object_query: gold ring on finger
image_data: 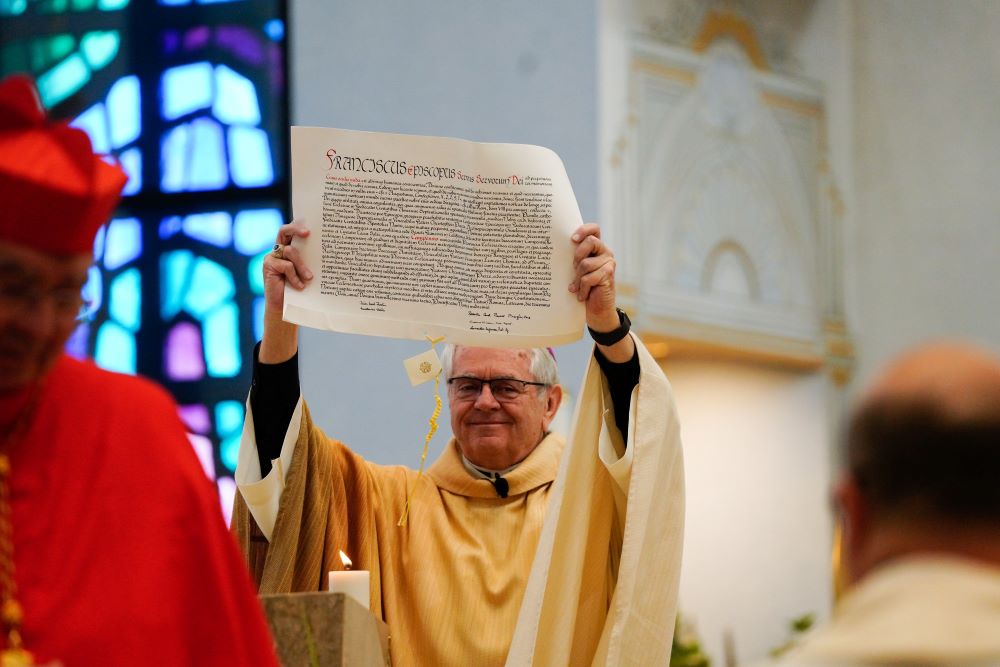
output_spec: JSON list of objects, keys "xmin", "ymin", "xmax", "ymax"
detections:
[{"xmin": 271, "ymin": 243, "xmax": 284, "ymax": 260}]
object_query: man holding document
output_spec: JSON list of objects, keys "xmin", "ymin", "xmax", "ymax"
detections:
[{"xmin": 233, "ymin": 128, "xmax": 684, "ymax": 666}]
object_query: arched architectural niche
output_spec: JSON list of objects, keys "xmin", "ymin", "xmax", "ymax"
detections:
[
  {"xmin": 613, "ymin": 33, "xmax": 842, "ymax": 365},
  {"xmin": 701, "ymin": 239, "xmax": 759, "ymax": 300}
]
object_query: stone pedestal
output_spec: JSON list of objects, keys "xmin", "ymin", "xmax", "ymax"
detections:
[{"xmin": 260, "ymin": 592, "xmax": 390, "ymax": 666}]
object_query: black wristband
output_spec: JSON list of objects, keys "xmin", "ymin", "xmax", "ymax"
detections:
[{"xmin": 588, "ymin": 308, "xmax": 631, "ymax": 346}]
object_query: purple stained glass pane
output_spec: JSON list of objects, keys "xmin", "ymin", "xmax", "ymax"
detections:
[
  {"xmin": 217, "ymin": 476, "xmax": 236, "ymax": 525},
  {"xmin": 216, "ymin": 26, "xmax": 264, "ymax": 65},
  {"xmin": 187, "ymin": 432, "xmax": 216, "ymax": 480},
  {"xmin": 165, "ymin": 321, "xmax": 206, "ymax": 380},
  {"xmin": 178, "ymin": 403, "xmax": 211, "ymax": 434},
  {"xmin": 183, "ymin": 26, "xmax": 212, "ymax": 51},
  {"xmin": 267, "ymin": 42, "xmax": 284, "ymax": 89}
]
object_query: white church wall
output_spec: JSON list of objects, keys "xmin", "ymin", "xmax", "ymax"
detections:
[
  {"xmin": 666, "ymin": 357, "xmax": 832, "ymax": 664},
  {"xmin": 289, "ymin": 0, "xmax": 599, "ymax": 463},
  {"xmin": 850, "ymin": 0, "xmax": 1000, "ymax": 388}
]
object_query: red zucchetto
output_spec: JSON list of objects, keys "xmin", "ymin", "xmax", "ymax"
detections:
[{"xmin": 0, "ymin": 74, "xmax": 127, "ymax": 255}]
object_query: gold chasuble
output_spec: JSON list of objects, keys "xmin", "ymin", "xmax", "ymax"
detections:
[{"xmin": 232, "ymin": 337, "xmax": 684, "ymax": 666}]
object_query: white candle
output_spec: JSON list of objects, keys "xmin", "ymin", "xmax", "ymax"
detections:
[{"xmin": 329, "ymin": 550, "xmax": 370, "ymax": 610}]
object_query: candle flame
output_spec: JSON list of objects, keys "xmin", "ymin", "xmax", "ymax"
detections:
[{"xmin": 339, "ymin": 550, "xmax": 352, "ymax": 570}]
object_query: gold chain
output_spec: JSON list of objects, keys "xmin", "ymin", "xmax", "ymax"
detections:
[{"xmin": 0, "ymin": 388, "xmax": 40, "ymax": 667}]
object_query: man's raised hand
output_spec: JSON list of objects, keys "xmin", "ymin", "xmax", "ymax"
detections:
[
  {"xmin": 569, "ymin": 223, "xmax": 634, "ymax": 361},
  {"xmin": 259, "ymin": 221, "xmax": 312, "ymax": 363},
  {"xmin": 264, "ymin": 221, "xmax": 313, "ymax": 314}
]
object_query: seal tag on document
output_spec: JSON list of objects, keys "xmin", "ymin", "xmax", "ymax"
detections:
[
  {"xmin": 403, "ymin": 349, "xmax": 442, "ymax": 387},
  {"xmin": 399, "ymin": 335, "xmax": 446, "ymax": 526}
]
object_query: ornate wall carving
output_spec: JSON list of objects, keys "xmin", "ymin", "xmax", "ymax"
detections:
[{"xmin": 610, "ymin": 15, "xmax": 851, "ymax": 375}]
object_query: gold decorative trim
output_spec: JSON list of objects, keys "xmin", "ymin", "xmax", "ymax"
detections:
[
  {"xmin": 692, "ymin": 10, "xmax": 768, "ymax": 70},
  {"xmin": 823, "ymin": 318, "xmax": 856, "ymax": 386},
  {"xmin": 631, "ymin": 59, "xmax": 697, "ymax": 86},
  {"xmin": 761, "ymin": 91, "xmax": 824, "ymax": 118},
  {"xmin": 637, "ymin": 329, "xmax": 825, "ymax": 372},
  {"xmin": 832, "ymin": 520, "xmax": 848, "ymax": 603}
]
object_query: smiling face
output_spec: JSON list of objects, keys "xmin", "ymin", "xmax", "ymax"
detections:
[
  {"xmin": 448, "ymin": 346, "xmax": 562, "ymax": 470},
  {"xmin": 0, "ymin": 242, "xmax": 91, "ymax": 393}
]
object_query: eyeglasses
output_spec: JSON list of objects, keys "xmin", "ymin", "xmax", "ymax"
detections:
[
  {"xmin": 0, "ymin": 283, "xmax": 91, "ymax": 322},
  {"xmin": 447, "ymin": 376, "xmax": 549, "ymax": 402}
]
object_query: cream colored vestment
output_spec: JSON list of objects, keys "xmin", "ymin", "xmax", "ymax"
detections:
[{"xmin": 777, "ymin": 556, "xmax": 1000, "ymax": 667}]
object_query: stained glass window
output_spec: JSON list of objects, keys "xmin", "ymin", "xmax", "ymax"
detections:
[{"xmin": 1, "ymin": 0, "xmax": 289, "ymax": 517}]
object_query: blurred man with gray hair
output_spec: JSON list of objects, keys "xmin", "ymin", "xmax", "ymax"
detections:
[{"xmin": 780, "ymin": 341, "xmax": 1000, "ymax": 666}]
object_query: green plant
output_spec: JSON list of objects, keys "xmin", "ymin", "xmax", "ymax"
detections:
[
  {"xmin": 768, "ymin": 612, "xmax": 815, "ymax": 659},
  {"xmin": 671, "ymin": 613, "xmax": 711, "ymax": 667}
]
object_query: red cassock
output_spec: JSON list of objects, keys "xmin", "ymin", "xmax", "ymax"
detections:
[{"xmin": 0, "ymin": 354, "xmax": 278, "ymax": 666}]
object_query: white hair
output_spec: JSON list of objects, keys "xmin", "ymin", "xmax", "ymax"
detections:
[{"xmin": 440, "ymin": 344, "xmax": 560, "ymax": 389}]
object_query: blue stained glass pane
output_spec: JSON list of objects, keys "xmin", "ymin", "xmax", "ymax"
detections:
[
  {"xmin": 234, "ymin": 209, "xmax": 282, "ymax": 255},
  {"xmin": 183, "ymin": 211, "xmax": 232, "ymax": 247},
  {"xmin": 162, "ymin": 30, "xmax": 180, "ymax": 54},
  {"xmin": 95, "ymin": 321, "xmax": 136, "ymax": 374},
  {"xmin": 159, "ymin": 216, "xmax": 183, "ymax": 240},
  {"xmin": 98, "ymin": 0, "xmax": 130, "ymax": 9},
  {"xmin": 0, "ymin": 0, "xmax": 28, "ymax": 16},
  {"xmin": 80, "ymin": 31, "xmax": 119, "ymax": 69},
  {"xmin": 220, "ymin": 434, "xmax": 240, "ymax": 473},
  {"xmin": 39, "ymin": 0, "xmax": 66, "ymax": 12},
  {"xmin": 93, "ymin": 225, "xmax": 106, "ymax": 259},
  {"xmin": 214, "ymin": 65, "xmax": 260, "ymax": 125},
  {"xmin": 161, "ymin": 62, "xmax": 213, "ymax": 120},
  {"xmin": 65, "ymin": 322, "xmax": 89, "ymax": 359},
  {"xmin": 160, "ymin": 125, "xmax": 188, "ymax": 192},
  {"xmin": 160, "ymin": 250, "xmax": 193, "ymax": 319},
  {"xmin": 184, "ymin": 257, "xmax": 235, "ymax": 317},
  {"xmin": 71, "ymin": 103, "xmax": 109, "ymax": 154},
  {"xmin": 36, "ymin": 34, "xmax": 75, "ymax": 68},
  {"xmin": 109, "ymin": 267, "xmax": 141, "ymax": 331},
  {"xmin": 264, "ymin": 19, "xmax": 284, "ymax": 42},
  {"xmin": 120, "ymin": 147, "xmax": 142, "ymax": 195},
  {"xmin": 159, "ymin": 0, "xmax": 188, "ymax": 4},
  {"xmin": 81, "ymin": 265, "xmax": 103, "ymax": 317},
  {"xmin": 104, "ymin": 217, "xmax": 142, "ymax": 269},
  {"xmin": 215, "ymin": 400, "xmax": 243, "ymax": 437},
  {"xmin": 253, "ymin": 296, "xmax": 265, "ymax": 341},
  {"xmin": 248, "ymin": 252, "xmax": 265, "ymax": 294},
  {"xmin": 189, "ymin": 119, "xmax": 229, "ymax": 190},
  {"xmin": 228, "ymin": 126, "xmax": 273, "ymax": 187},
  {"xmin": 108, "ymin": 75, "xmax": 140, "ymax": 148},
  {"xmin": 160, "ymin": 119, "xmax": 228, "ymax": 192},
  {"xmin": 204, "ymin": 303, "xmax": 241, "ymax": 377},
  {"xmin": 38, "ymin": 54, "xmax": 90, "ymax": 107}
]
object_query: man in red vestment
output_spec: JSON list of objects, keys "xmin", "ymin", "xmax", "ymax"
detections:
[{"xmin": 0, "ymin": 75, "xmax": 278, "ymax": 665}]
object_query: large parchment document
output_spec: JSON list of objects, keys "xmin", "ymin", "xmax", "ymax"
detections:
[{"xmin": 286, "ymin": 127, "xmax": 585, "ymax": 348}]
